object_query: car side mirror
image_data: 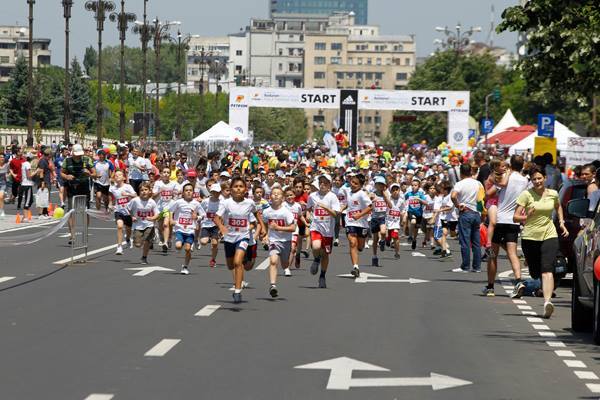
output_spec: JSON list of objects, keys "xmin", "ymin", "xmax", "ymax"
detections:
[{"xmin": 567, "ymin": 198, "xmax": 590, "ymax": 218}]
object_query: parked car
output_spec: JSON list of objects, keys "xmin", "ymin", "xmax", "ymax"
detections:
[
  {"xmin": 570, "ymin": 197, "xmax": 600, "ymax": 343},
  {"xmin": 555, "ymin": 180, "xmax": 589, "ymax": 274}
]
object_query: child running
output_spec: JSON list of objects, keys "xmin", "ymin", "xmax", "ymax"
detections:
[
  {"xmin": 284, "ymin": 187, "xmax": 305, "ymax": 270},
  {"xmin": 199, "ymin": 182, "xmax": 222, "ymax": 267},
  {"xmin": 370, "ymin": 176, "xmax": 391, "ymax": 267},
  {"xmin": 109, "ymin": 170, "xmax": 137, "ymax": 255},
  {"xmin": 306, "ymin": 174, "xmax": 340, "ymax": 288},
  {"xmin": 128, "ymin": 182, "xmax": 160, "ymax": 264},
  {"xmin": 344, "ymin": 173, "xmax": 372, "ymax": 278},
  {"xmin": 386, "ymin": 183, "xmax": 405, "ymax": 259},
  {"xmin": 153, "ymin": 167, "xmax": 178, "ymax": 252},
  {"xmin": 214, "ymin": 177, "xmax": 266, "ymax": 304},
  {"xmin": 262, "ymin": 187, "xmax": 296, "ymax": 297}
]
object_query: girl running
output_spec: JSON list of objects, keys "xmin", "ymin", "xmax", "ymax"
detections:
[
  {"xmin": 284, "ymin": 187, "xmax": 305, "ymax": 270},
  {"xmin": 386, "ymin": 183, "xmax": 405, "ymax": 259},
  {"xmin": 345, "ymin": 174, "xmax": 372, "ymax": 278},
  {"xmin": 169, "ymin": 183, "xmax": 205, "ymax": 275},
  {"xmin": 199, "ymin": 183, "xmax": 222, "ymax": 267},
  {"xmin": 370, "ymin": 176, "xmax": 391, "ymax": 266},
  {"xmin": 109, "ymin": 170, "xmax": 137, "ymax": 255},
  {"xmin": 153, "ymin": 167, "xmax": 178, "ymax": 252}
]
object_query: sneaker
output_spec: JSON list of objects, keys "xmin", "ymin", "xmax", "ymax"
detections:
[
  {"xmin": 115, "ymin": 246, "xmax": 123, "ymax": 255},
  {"xmin": 333, "ymin": 238, "xmax": 339, "ymax": 247},
  {"xmin": 269, "ymin": 285, "xmax": 279, "ymax": 298},
  {"xmin": 451, "ymin": 267, "xmax": 469, "ymax": 273},
  {"xmin": 543, "ymin": 301, "xmax": 554, "ymax": 319},
  {"xmin": 351, "ymin": 266, "xmax": 360, "ymax": 278},
  {"xmin": 379, "ymin": 240, "xmax": 385, "ymax": 252},
  {"xmin": 510, "ymin": 281, "xmax": 526, "ymax": 299},
  {"xmin": 127, "ymin": 239, "xmax": 133, "ymax": 249},
  {"xmin": 209, "ymin": 259, "xmax": 216, "ymax": 268},
  {"xmin": 433, "ymin": 248, "xmax": 442, "ymax": 256},
  {"xmin": 310, "ymin": 259, "xmax": 320, "ymax": 275},
  {"xmin": 141, "ymin": 257, "xmax": 148, "ymax": 265},
  {"xmin": 242, "ymin": 280, "xmax": 249, "ymax": 289},
  {"xmin": 0, "ymin": 210, "xmax": 5, "ymax": 218},
  {"xmin": 162, "ymin": 242, "xmax": 168, "ymax": 253},
  {"xmin": 482, "ymin": 287, "xmax": 495, "ymax": 297},
  {"xmin": 284, "ymin": 268, "xmax": 292, "ymax": 277},
  {"xmin": 318, "ymin": 275, "xmax": 327, "ymax": 288},
  {"xmin": 232, "ymin": 292, "xmax": 242, "ymax": 304},
  {"xmin": 372, "ymin": 256, "xmax": 379, "ymax": 267},
  {"xmin": 364, "ymin": 242, "xmax": 370, "ymax": 249},
  {"xmin": 295, "ymin": 255, "xmax": 301, "ymax": 268},
  {"xmin": 411, "ymin": 239, "xmax": 417, "ymax": 250},
  {"xmin": 394, "ymin": 253, "xmax": 400, "ymax": 259},
  {"xmin": 263, "ymin": 243, "xmax": 269, "ymax": 251},
  {"xmin": 180, "ymin": 266, "xmax": 190, "ymax": 275},
  {"xmin": 386, "ymin": 240, "xmax": 391, "ymax": 248},
  {"xmin": 471, "ymin": 269, "xmax": 482, "ymax": 273},
  {"xmin": 301, "ymin": 250, "xmax": 309, "ymax": 259}
]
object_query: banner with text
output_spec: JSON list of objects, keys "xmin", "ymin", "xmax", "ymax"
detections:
[{"xmin": 562, "ymin": 137, "xmax": 600, "ymax": 166}]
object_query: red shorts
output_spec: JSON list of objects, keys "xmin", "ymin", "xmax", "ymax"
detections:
[
  {"xmin": 310, "ymin": 231, "xmax": 333, "ymax": 254},
  {"xmin": 387, "ymin": 229, "xmax": 399, "ymax": 240},
  {"xmin": 292, "ymin": 233, "xmax": 299, "ymax": 246}
]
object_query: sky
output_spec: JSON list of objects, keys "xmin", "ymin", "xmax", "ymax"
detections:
[{"xmin": 3, "ymin": 0, "xmax": 519, "ymax": 65}]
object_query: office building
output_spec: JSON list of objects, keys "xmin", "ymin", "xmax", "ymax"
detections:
[
  {"xmin": 270, "ymin": 0, "xmax": 368, "ymax": 25},
  {"xmin": 0, "ymin": 25, "xmax": 51, "ymax": 84}
]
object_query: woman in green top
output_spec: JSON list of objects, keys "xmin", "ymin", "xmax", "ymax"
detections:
[{"xmin": 513, "ymin": 166, "xmax": 568, "ymax": 319}]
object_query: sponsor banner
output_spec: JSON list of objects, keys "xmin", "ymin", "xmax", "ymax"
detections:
[
  {"xmin": 358, "ymin": 90, "xmax": 470, "ymax": 112},
  {"xmin": 448, "ymin": 110, "xmax": 470, "ymax": 153},
  {"xmin": 246, "ymin": 88, "xmax": 340, "ymax": 109},
  {"xmin": 340, "ymin": 89, "xmax": 359, "ymax": 150},
  {"xmin": 229, "ymin": 88, "xmax": 251, "ymax": 137},
  {"xmin": 563, "ymin": 137, "xmax": 600, "ymax": 166}
]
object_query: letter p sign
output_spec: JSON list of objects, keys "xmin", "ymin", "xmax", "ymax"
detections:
[{"xmin": 537, "ymin": 114, "xmax": 555, "ymax": 138}]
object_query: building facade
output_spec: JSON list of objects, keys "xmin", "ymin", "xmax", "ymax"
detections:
[
  {"xmin": 270, "ymin": 0, "xmax": 368, "ymax": 25},
  {"xmin": 0, "ymin": 26, "xmax": 51, "ymax": 84},
  {"xmin": 186, "ymin": 36, "xmax": 236, "ymax": 94}
]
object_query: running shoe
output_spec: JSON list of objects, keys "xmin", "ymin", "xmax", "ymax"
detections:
[
  {"xmin": 209, "ymin": 259, "xmax": 216, "ymax": 268},
  {"xmin": 543, "ymin": 301, "xmax": 554, "ymax": 319},
  {"xmin": 127, "ymin": 239, "xmax": 133, "ymax": 249},
  {"xmin": 318, "ymin": 275, "xmax": 327, "ymax": 288},
  {"xmin": 269, "ymin": 285, "xmax": 279, "ymax": 298},
  {"xmin": 284, "ymin": 268, "xmax": 292, "ymax": 277},
  {"xmin": 310, "ymin": 258, "xmax": 321, "ymax": 275},
  {"xmin": 386, "ymin": 240, "xmax": 391, "ymax": 248},
  {"xmin": 180, "ymin": 265, "xmax": 190, "ymax": 275},
  {"xmin": 115, "ymin": 246, "xmax": 123, "ymax": 255},
  {"xmin": 510, "ymin": 281, "xmax": 526, "ymax": 299},
  {"xmin": 162, "ymin": 242, "xmax": 168, "ymax": 253},
  {"xmin": 411, "ymin": 239, "xmax": 417, "ymax": 250},
  {"xmin": 433, "ymin": 247, "xmax": 442, "ymax": 255},
  {"xmin": 394, "ymin": 253, "xmax": 400, "ymax": 259},
  {"xmin": 372, "ymin": 256, "xmax": 379, "ymax": 267},
  {"xmin": 481, "ymin": 287, "xmax": 495, "ymax": 297},
  {"xmin": 301, "ymin": 250, "xmax": 310, "ymax": 259},
  {"xmin": 141, "ymin": 257, "xmax": 148, "ymax": 265},
  {"xmin": 232, "ymin": 292, "xmax": 242, "ymax": 304},
  {"xmin": 364, "ymin": 242, "xmax": 370, "ymax": 249},
  {"xmin": 451, "ymin": 267, "xmax": 469, "ymax": 273},
  {"xmin": 333, "ymin": 238, "xmax": 339, "ymax": 247},
  {"xmin": 379, "ymin": 240, "xmax": 385, "ymax": 252},
  {"xmin": 351, "ymin": 266, "xmax": 360, "ymax": 278},
  {"xmin": 0, "ymin": 210, "xmax": 5, "ymax": 218},
  {"xmin": 242, "ymin": 280, "xmax": 250, "ymax": 288},
  {"xmin": 295, "ymin": 254, "xmax": 301, "ymax": 268},
  {"xmin": 263, "ymin": 243, "xmax": 269, "ymax": 251}
]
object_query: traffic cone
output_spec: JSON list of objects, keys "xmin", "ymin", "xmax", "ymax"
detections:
[
  {"xmin": 48, "ymin": 203, "xmax": 54, "ymax": 217},
  {"xmin": 15, "ymin": 213, "xmax": 21, "ymax": 224},
  {"xmin": 27, "ymin": 210, "xmax": 32, "ymax": 221}
]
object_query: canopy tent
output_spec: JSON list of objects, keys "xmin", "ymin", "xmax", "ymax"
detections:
[
  {"xmin": 488, "ymin": 125, "xmax": 536, "ymax": 147},
  {"xmin": 192, "ymin": 121, "xmax": 250, "ymax": 144},
  {"xmin": 509, "ymin": 120, "xmax": 580, "ymax": 154},
  {"xmin": 490, "ymin": 109, "xmax": 520, "ymax": 137}
]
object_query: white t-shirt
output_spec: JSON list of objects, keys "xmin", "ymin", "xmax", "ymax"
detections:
[
  {"xmin": 263, "ymin": 205, "xmax": 295, "ymax": 242},
  {"xmin": 422, "ymin": 194, "xmax": 435, "ymax": 219},
  {"xmin": 128, "ymin": 156, "xmax": 151, "ymax": 181},
  {"xmin": 94, "ymin": 160, "xmax": 113, "ymax": 186},
  {"xmin": 182, "ymin": 180, "xmax": 203, "ymax": 202},
  {"xmin": 216, "ymin": 198, "xmax": 257, "ymax": 243},
  {"xmin": 371, "ymin": 192, "xmax": 388, "ymax": 218},
  {"xmin": 307, "ymin": 191, "xmax": 341, "ymax": 237},
  {"xmin": 153, "ymin": 180, "xmax": 178, "ymax": 211},
  {"xmin": 284, "ymin": 201, "xmax": 303, "ymax": 223},
  {"xmin": 21, "ymin": 161, "xmax": 33, "ymax": 186},
  {"xmin": 497, "ymin": 171, "xmax": 530, "ymax": 225},
  {"xmin": 386, "ymin": 196, "xmax": 405, "ymax": 230},
  {"xmin": 345, "ymin": 190, "xmax": 372, "ymax": 228},
  {"xmin": 127, "ymin": 197, "xmax": 158, "ymax": 230},
  {"xmin": 441, "ymin": 194, "xmax": 455, "ymax": 221},
  {"xmin": 332, "ymin": 185, "xmax": 349, "ymax": 207},
  {"xmin": 169, "ymin": 198, "xmax": 204, "ymax": 235},
  {"xmin": 110, "ymin": 183, "xmax": 136, "ymax": 214},
  {"xmin": 433, "ymin": 195, "xmax": 444, "ymax": 227},
  {"xmin": 200, "ymin": 198, "xmax": 220, "ymax": 228},
  {"xmin": 452, "ymin": 178, "xmax": 483, "ymax": 213}
]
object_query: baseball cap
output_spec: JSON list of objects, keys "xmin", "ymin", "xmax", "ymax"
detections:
[
  {"xmin": 406, "ymin": 169, "xmax": 415, "ymax": 175},
  {"xmin": 318, "ymin": 174, "xmax": 332, "ymax": 183},
  {"xmin": 390, "ymin": 183, "xmax": 401, "ymax": 190},
  {"xmin": 72, "ymin": 144, "xmax": 84, "ymax": 156},
  {"xmin": 220, "ymin": 171, "xmax": 231, "ymax": 178},
  {"xmin": 210, "ymin": 183, "xmax": 222, "ymax": 193},
  {"xmin": 374, "ymin": 176, "xmax": 386, "ymax": 185},
  {"xmin": 186, "ymin": 170, "xmax": 197, "ymax": 178}
]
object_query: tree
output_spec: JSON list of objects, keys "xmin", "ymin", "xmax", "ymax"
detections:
[
  {"xmin": 70, "ymin": 58, "xmax": 91, "ymax": 127},
  {"xmin": 249, "ymin": 108, "xmax": 308, "ymax": 145},
  {"xmin": 498, "ymin": 0, "xmax": 600, "ymax": 134},
  {"xmin": 3, "ymin": 57, "xmax": 29, "ymax": 126},
  {"xmin": 83, "ymin": 46, "xmax": 97, "ymax": 77}
]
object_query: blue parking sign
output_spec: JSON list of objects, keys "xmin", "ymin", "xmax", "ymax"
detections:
[
  {"xmin": 481, "ymin": 118, "xmax": 494, "ymax": 134},
  {"xmin": 538, "ymin": 114, "xmax": 555, "ymax": 138}
]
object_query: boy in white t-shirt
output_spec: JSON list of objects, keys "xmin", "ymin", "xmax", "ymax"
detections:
[
  {"xmin": 127, "ymin": 182, "xmax": 160, "ymax": 264},
  {"xmin": 344, "ymin": 173, "xmax": 372, "ymax": 278},
  {"xmin": 385, "ymin": 183, "xmax": 405, "ymax": 259},
  {"xmin": 199, "ymin": 182, "xmax": 222, "ymax": 268},
  {"xmin": 153, "ymin": 167, "xmax": 178, "ymax": 253},
  {"xmin": 262, "ymin": 187, "xmax": 296, "ymax": 298}
]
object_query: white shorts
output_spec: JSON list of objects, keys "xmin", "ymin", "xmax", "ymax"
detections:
[{"xmin": 269, "ymin": 240, "xmax": 292, "ymax": 261}]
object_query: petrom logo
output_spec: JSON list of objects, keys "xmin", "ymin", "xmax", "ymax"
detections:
[{"xmin": 456, "ymin": 99, "xmax": 465, "ymax": 107}]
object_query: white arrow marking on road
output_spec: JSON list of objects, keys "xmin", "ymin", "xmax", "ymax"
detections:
[
  {"xmin": 337, "ymin": 272, "xmax": 388, "ymax": 279},
  {"xmin": 125, "ymin": 266, "xmax": 175, "ymax": 277},
  {"xmin": 294, "ymin": 357, "xmax": 472, "ymax": 391},
  {"xmin": 356, "ymin": 278, "xmax": 430, "ymax": 284},
  {"xmin": 0, "ymin": 277, "xmax": 16, "ymax": 284},
  {"xmin": 411, "ymin": 252, "xmax": 426, "ymax": 257},
  {"xmin": 195, "ymin": 305, "xmax": 221, "ymax": 317},
  {"xmin": 84, "ymin": 395, "xmax": 114, "ymax": 400}
]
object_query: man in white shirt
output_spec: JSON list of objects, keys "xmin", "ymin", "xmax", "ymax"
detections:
[{"xmin": 451, "ymin": 163, "xmax": 484, "ymax": 272}]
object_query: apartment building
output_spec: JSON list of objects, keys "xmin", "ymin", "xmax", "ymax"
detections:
[
  {"xmin": 0, "ymin": 26, "xmax": 51, "ymax": 84},
  {"xmin": 270, "ymin": 0, "xmax": 369, "ymax": 25},
  {"xmin": 186, "ymin": 36, "xmax": 236, "ymax": 94}
]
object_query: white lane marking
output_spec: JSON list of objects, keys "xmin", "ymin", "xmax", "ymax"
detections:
[
  {"xmin": 0, "ymin": 277, "xmax": 16, "ymax": 284},
  {"xmin": 195, "ymin": 305, "xmax": 221, "ymax": 317},
  {"xmin": 565, "ymin": 360, "xmax": 587, "ymax": 368},
  {"xmin": 255, "ymin": 257, "xmax": 270, "ymax": 270},
  {"xmin": 52, "ymin": 244, "xmax": 118, "ymax": 265},
  {"xmin": 513, "ymin": 299, "xmax": 527, "ymax": 304},
  {"xmin": 555, "ymin": 350, "xmax": 576, "ymax": 357},
  {"xmin": 411, "ymin": 252, "xmax": 426, "ymax": 257},
  {"xmin": 84, "ymin": 395, "xmax": 114, "ymax": 400},
  {"xmin": 517, "ymin": 305, "xmax": 532, "ymax": 310},
  {"xmin": 527, "ymin": 317, "xmax": 544, "ymax": 323},
  {"xmin": 538, "ymin": 331, "xmax": 556, "ymax": 337},
  {"xmin": 574, "ymin": 371, "xmax": 599, "ymax": 380},
  {"xmin": 521, "ymin": 311, "xmax": 537, "ymax": 316},
  {"xmin": 547, "ymin": 341, "xmax": 566, "ymax": 348},
  {"xmin": 0, "ymin": 220, "xmax": 58, "ymax": 234},
  {"xmin": 586, "ymin": 383, "xmax": 600, "ymax": 393},
  {"xmin": 532, "ymin": 324, "xmax": 550, "ymax": 331},
  {"xmin": 144, "ymin": 339, "xmax": 180, "ymax": 357},
  {"xmin": 502, "ymin": 285, "xmax": 513, "ymax": 290},
  {"xmin": 125, "ymin": 266, "xmax": 174, "ymax": 277}
]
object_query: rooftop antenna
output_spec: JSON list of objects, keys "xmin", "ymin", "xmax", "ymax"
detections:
[{"xmin": 485, "ymin": 4, "xmax": 495, "ymax": 47}]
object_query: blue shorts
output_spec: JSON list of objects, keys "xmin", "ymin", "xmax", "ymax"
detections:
[
  {"xmin": 370, "ymin": 216, "xmax": 386, "ymax": 233},
  {"xmin": 224, "ymin": 238, "xmax": 250, "ymax": 258},
  {"xmin": 433, "ymin": 226, "xmax": 443, "ymax": 240},
  {"xmin": 175, "ymin": 231, "xmax": 195, "ymax": 245},
  {"xmin": 346, "ymin": 226, "xmax": 368, "ymax": 238}
]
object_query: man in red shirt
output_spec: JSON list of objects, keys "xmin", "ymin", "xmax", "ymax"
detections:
[
  {"xmin": 8, "ymin": 147, "xmax": 24, "ymax": 204},
  {"xmin": 335, "ymin": 128, "xmax": 346, "ymax": 149}
]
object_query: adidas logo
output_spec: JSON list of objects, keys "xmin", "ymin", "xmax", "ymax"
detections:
[{"xmin": 342, "ymin": 95, "xmax": 356, "ymax": 105}]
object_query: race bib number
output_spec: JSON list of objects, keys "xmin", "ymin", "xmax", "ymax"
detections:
[
  {"xmin": 117, "ymin": 197, "xmax": 129, "ymax": 206},
  {"xmin": 178, "ymin": 217, "xmax": 193, "ymax": 226},
  {"xmin": 229, "ymin": 218, "xmax": 248, "ymax": 228},
  {"xmin": 292, "ymin": 212, "xmax": 299, "ymax": 220},
  {"xmin": 193, "ymin": 191, "xmax": 201, "ymax": 200},
  {"xmin": 374, "ymin": 200, "xmax": 387, "ymax": 212},
  {"xmin": 137, "ymin": 210, "xmax": 154, "ymax": 218},
  {"xmin": 269, "ymin": 219, "xmax": 285, "ymax": 227},
  {"xmin": 314, "ymin": 208, "xmax": 329, "ymax": 218},
  {"xmin": 388, "ymin": 209, "xmax": 402, "ymax": 218},
  {"xmin": 337, "ymin": 194, "xmax": 346, "ymax": 202},
  {"xmin": 409, "ymin": 198, "xmax": 421, "ymax": 207},
  {"xmin": 161, "ymin": 190, "xmax": 173, "ymax": 200},
  {"xmin": 348, "ymin": 210, "xmax": 361, "ymax": 220},
  {"xmin": 206, "ymin": 212, "xmax": 216, "ymax": 220}
]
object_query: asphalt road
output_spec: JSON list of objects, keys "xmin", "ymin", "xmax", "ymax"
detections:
[{"xmin": 1, "ymin": 212, "xmax": 600, "ymax": 399}]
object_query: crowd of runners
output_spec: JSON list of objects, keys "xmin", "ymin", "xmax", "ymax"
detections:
[{"xmin": 0, "ymin": 135, "xmax": 594, "ymax": 312}]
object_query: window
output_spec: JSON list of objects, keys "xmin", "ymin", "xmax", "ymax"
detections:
[
  {"xmin": 314, "ymin": 71, "xmax": 325, "ymax": 79},
  {"xmin": 279, "ymin": 63, "xmax": 283, "ymax": 71},
  {"xmin": 236, "ymin": 50, "xmax": 243, "ymax": 56},
  {"xmin": 365, "ymin": 116, "xmax": 373, "ymax": 124},
  {"xmin": 278, "ymin": 79, "xmax": 285, "ymax": 87},
  {"xmin": 289, "ymin": 48, "xmax": 295, "ymax": 56},
  {"xmin": 366, "ymin": 72, "xmax": 373, "ymax": 80},
  {"xmin": 279, "ymin": 49, "xmax": 283, "ymax": 56},
  {"xmin": 355, "ymin": 72, "xmax": 363, "ymax": 79},
  {"xmin": 0, "ymin": 56, "xmax": 9, "ymax": 64},
  {"xmin": 396, "ymin": 72, "xmax": 408, "ymax": 81},
  {"xmin": 376, "ymin": 58, "xmax": 382, "ymax": 65},
  {"xmin": 348, "ymin": 57, "xmax": 353, "ymax": 65},
  {"xmin": 314, "ymin": 42, "xmax": 326, "ymax": 50},
  {"xmin": 357, "ymin": 58, "xmax": 363, "ymax": 65},
  {"xmin": 313, "ymin": 115, "xmax": 325, "ymax": 123},
  {"xmin": 405, "ymin": 58, "xmax": 412, "ymax": 66},
  {"xmin": 367, "ymin": 58, "xmax": 372, "ymax": 65},
  {"xmin": 375, "ymin": 72, "xmax": 383, "ymax": 80},
  {"xmin": 374, "ymin": 116, "xmax": 382, "ymax": 125},
  {"xmin": 331, "ymin": 57, "xmax": 341, "ymax": 64},
  {"xmin": 331, "ymin": 43, "xmax": 343, "ymax": 50},
  {"xmin": 394, "ymin": 85, "xmax": 405, "ymax": 90},
  {"xmin": 314, "ymin": 57, "xmax": 326, "ymax": 65},
  {"xmin": 336, "ymin": 72, "xmax": 344, "ymax": 79},
  {"xmin": 293, "ymin": 79, "xmax": 302, "ymax": 88},
  {"xmin": 346, "ymin": 72, "xmax": 354, "ymax": 79}
]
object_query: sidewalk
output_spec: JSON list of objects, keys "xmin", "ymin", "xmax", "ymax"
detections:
[{"xmin": 0, "ymin": 213, "xmax": 58, "ymax": 233}]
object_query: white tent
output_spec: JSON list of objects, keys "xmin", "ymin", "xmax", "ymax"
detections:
[
  {"xmin": 192, "ymin": 121, "xmax": 250, "ymax": 144},
  {"xmin": 509, "ymin": 120, "xmax": 580, "ymax": 154},
  {"xmin": 488, "ymin": 109, "xmax": 520, "ymax": 139}
]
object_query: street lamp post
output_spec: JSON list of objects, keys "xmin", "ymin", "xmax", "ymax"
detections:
[
  {"xmin": 132, "ymin": 0, "xmax": 152, "ymax": 140},
  {"xmin": 209, "ymin": 58, "xmax": 227, "ymax": 108},
  {"xmin": 26, "ymin": 0, "xmax": 35, "ymax": 147},
  {"xmin": 192, "ymin": 47, "xmax": 212, "ymax": 132},
  {"xmin": 173, "ymin": 30, "xmax": 191, "ymax": 140},
  {"xmin": 62, "ymin": 0, "xmax": 73, "ymax": 144},
  {"xmin": 434, "ymin": 23, "xmax": 482, "ymax": 54},
  {"xmin": 85, "ymin": 0, "xmax": 116, "ymax": 148},
  {"xmin": 110, "ymin": 1, "xmax": 136, "ymax": 143}
]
